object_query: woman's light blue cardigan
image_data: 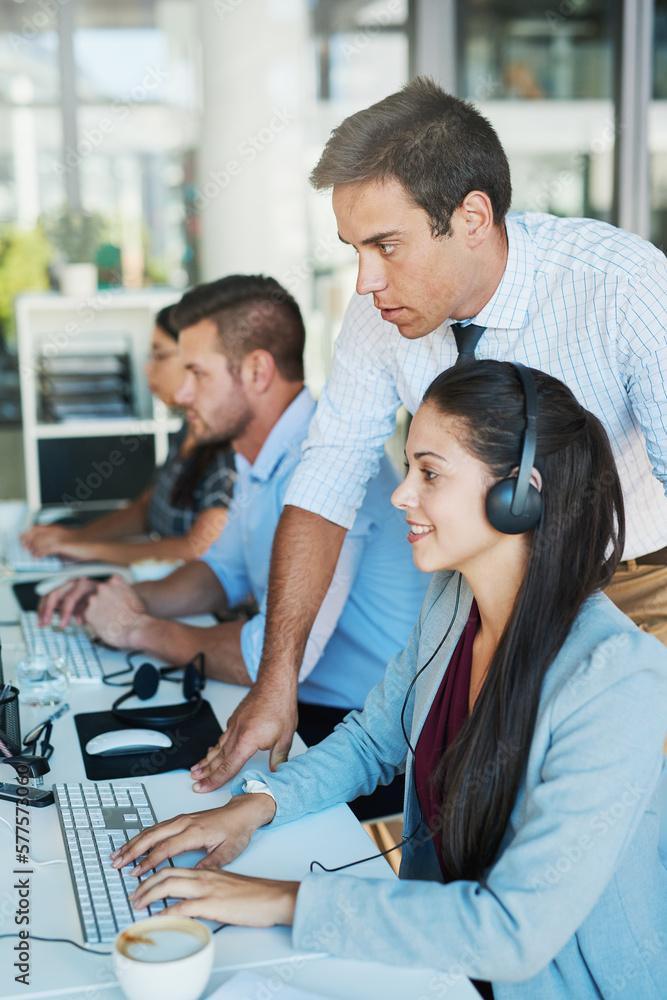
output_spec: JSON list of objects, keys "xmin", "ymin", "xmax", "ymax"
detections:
[{"xmin": 232, "ymin": 572, "xmax": 667, "ymax": 998}]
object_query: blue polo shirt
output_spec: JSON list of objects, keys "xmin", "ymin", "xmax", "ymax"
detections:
[{"xmin": 202, "ymin": 387, "xmax": 429, "ymax": 709}]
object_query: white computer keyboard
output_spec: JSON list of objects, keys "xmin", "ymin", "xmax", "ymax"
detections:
[
  {"xmin": 20, "ymin": 610, "xmax": 103, "ymax": 681},
  {"xmin": 54, "ymin": 782, "xmax": 175, "ymax": 945},
  {"xmin": 3, "ymin": 533, "xmax": 64, "ymax": 573}
]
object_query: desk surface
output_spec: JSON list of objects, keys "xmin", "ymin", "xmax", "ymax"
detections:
[{"xmin": 0, "ymin": 531, "xmax": 478, "ymax": 999}]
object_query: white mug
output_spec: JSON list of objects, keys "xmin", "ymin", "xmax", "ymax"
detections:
[{"xmin": 113, "ymin": 916, "xmax": 214, "ymax": 1000}]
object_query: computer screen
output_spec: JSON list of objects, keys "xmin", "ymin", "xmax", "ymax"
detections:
[{"xmin": 38, "ymin": 434, "xmax": 156, "ymax": 508}]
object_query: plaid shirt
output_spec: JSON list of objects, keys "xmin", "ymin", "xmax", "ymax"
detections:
[{"xmin": 146, "ymin": 425, "xmax": 236, "ymax": 537}]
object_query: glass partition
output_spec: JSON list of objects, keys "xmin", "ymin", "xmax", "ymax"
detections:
[{"xmin": 460, "ymin": 0, "xmax": 615, "ymax": 221}]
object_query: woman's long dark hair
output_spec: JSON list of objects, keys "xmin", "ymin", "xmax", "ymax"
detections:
[
  {"xmin": 154, "ymin": 306, "xmax": 233, "ymax": 510},
  {"xmin": 423, "ymin": 360, "xmax": 625, "ymax": 882}
]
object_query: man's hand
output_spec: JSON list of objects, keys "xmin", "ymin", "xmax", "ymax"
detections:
[
  {"xmin": 190, "ymin": 677, "xmax": 299, "ymax": 792},
  {"xmin": 84, "ymin": 575, "xmax": 149, "ymax": 648},
  {"xmin": 38, "ymin": 577, "xmax": 99, "ymax": 627},
  {"xmin": 187, "ymin": 507, "xmax": 345, "ymax": 792}
]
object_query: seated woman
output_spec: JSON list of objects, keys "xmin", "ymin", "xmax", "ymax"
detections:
[
  {"xmin": 21, "ymin": 306, "xmax": 235, "ymax": 567},
  {"xmin": 109, "ymin": 361, "xmax": 667, "ymax": 999}
]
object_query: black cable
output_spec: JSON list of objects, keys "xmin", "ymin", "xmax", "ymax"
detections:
[
  {"xmin": 309, "ymin": 574, "xmax": 463, "ymax": 875},
  {"xmin": 400, "ymin": 574, "xmax": 463, "ymax": 758},
  {"xmin": 103, "ymin": 651, "xmax": 204, "ymax": 688},
  {"xmin": 310, "ymin": 840, "xmax": 407, "ymax": 873},
  {"xmin": 101, "ymin": 648, "xmax": 140, "ymax": 687},
  {"xmin": 0, "ymin": 933, "xmax": 110, "ymax": 956}
]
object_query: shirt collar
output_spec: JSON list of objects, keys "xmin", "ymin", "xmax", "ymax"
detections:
[
  {"xmin": 466, "ymin": 214, "xmax": 535, "ymax": 331},
  {"xmin": 235, "ymin": 386, "xmax": 314, "ymax": 483}
]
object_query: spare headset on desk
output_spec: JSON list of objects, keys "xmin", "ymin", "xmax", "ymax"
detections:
[{"xmin": 109, "ymin": 651, "xmax": 206, "ymax": 727}]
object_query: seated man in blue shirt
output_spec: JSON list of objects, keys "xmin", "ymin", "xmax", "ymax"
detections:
[{"xmin": 39, "ymin": 274, "xmax": 429, "ymax": 818}]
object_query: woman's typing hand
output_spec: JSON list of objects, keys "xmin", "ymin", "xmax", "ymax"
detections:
[{"xmin": 110, "ymin": 792, "xmax": 277, "ymax": 875}]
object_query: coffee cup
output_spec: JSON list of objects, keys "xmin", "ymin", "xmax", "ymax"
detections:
[{"xmin": 113, "ymin": 916, "xmax": 214, "ymax": 1000}]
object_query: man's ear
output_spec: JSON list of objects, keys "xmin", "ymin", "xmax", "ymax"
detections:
[
  {"xmin": 458, "ymin": 190, "xmax": 496, "ymax": 248},
  {"xmin": 241, "ymin": 349, "xmax": 275, "ymax": 393}
]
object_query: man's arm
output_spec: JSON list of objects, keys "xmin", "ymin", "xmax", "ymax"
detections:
[
  {"xmin": 134, "ymin": 560, "xmax": 228, "ymax": 618},
  {"xmin": 261, "ymin": 507, "xmax": 348, "ymax": 676},
  {"xmin": 190, "ymin": 507, "xmax": 347, "ymax": 791},
  {"xmin": 190, "ymin": 294, "xmax": 403, "ymax": 791},
  {"xmin": 83, "ymin": 570, "xmax": 251, "ymax": 685}
]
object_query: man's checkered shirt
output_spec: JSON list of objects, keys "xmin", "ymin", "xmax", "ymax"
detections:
[{"xmin": 286, "ymin": 212, "xmax": 667, "ymax": 559}]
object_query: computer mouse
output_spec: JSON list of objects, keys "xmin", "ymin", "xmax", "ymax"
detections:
[{"xmin": 85, "ymin": 729, "xmax": 173, "ymax": 757}]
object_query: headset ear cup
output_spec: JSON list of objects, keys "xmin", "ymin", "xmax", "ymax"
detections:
[
  {"xmin": 133, "ymin": 663, "xmax": 160, "ymax": 700},
  {"xmin": 486, "ymin": 479, "xmax": 543, "ymax": 535},
  {"xmin": 182, "ymin": 662, "xmax": 200, "ymax": 700}
]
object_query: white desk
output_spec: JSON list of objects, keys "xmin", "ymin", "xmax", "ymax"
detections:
[{"xmin": 0, "ymin": 557, "xmax": 478, "ymax": 999}]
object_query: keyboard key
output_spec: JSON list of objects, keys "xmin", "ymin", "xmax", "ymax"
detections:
[{"xmin": 20, "ymin": 611, "xmax": 102, "ymax": 682}]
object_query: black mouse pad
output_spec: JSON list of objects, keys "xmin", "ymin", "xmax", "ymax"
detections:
[
  {"xmin": 74, "ymin": 701, "xmax": 223, "ymax": 780},
  {"xmin": 13, "ymin": 576, "xmax": 111, "ymax": 613}
]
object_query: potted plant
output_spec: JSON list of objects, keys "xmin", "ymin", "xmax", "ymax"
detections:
[{"xmin": 46, "ymin": 207, "xmax": 105, "ymax": 297}]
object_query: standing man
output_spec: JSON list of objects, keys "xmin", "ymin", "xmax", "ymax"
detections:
[
  {"xmin": 192, "ymin": 77, "xmax": 667, "ymax": 792},
  {"xmin": 42, "ymin": 274, "xmax": 428, "ymax": 816}
]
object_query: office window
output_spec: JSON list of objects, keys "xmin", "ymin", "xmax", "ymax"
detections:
[
  {"xmin": 71, "ymin": 2, "xmax": 200, "ymax": 287},
  {"xmin": 651, "ymin": 0, "xmax": 667, "ymax": 252},
  {"xmin": 0, "ymin": 0, "xmax": 199, "ymax": 289},
  {"xmin": 0, "ymin": 23, "xmax": 63, "ymax": 227},
  {"xmin": 461, "ymin": 0, "xmax": 615, "ymax": 221}
]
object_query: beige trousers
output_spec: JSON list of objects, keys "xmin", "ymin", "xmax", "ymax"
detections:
[
  {"xmin": 606, "ymin": 562, "xmax": 667, "ymax": 754},
  {"xmin": 605, "ymin": 561, "xmax": 667, "ymax": 646}
]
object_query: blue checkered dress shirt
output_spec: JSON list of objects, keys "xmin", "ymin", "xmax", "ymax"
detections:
[{"xmin": 286, "ymin": 212, "xmax": 667, "ymax": 559}]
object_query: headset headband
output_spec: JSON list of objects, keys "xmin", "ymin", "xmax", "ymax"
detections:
[{"xmin": 510, "ymin": 363, "xmax": 538, "ymax": 516}]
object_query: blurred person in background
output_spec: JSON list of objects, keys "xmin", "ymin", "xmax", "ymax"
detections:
[{"xmin": 21, "ymin": 305, "xmax": 236, "ymax": 566}]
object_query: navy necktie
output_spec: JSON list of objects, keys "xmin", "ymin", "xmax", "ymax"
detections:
[{"xmin": 451, "ymin": 322, "xmax": 485, "ymax": 365}]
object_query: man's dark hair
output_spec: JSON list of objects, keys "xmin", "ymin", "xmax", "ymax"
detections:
[
  {"xmin": 310, "ymin": 76, "xmax": 511, "ymax": 237},
  {"xmin": 171, "ymin": 274, "xmax": 305, "ymax": 382}
]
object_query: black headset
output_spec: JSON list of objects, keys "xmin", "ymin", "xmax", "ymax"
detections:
[
  {"xmin": 111, "ymin": 652, "xmax": 206, "ymax": 727},
  {"xmin": 485, "ymin": 363, "xmax": 543, "ymax": 535}
]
